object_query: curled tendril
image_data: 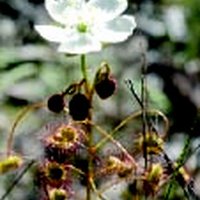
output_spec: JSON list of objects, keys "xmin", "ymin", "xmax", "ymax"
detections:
[
  {"xmin": 95, "ymin": 108, "xmax": 169, "ymax": 150},
  {"xmin": 7, "ymin": 101, "xmax": 46, "ymax": 156}
]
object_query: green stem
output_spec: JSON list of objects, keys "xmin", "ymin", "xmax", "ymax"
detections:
[
  {"xmin": 80, "ymin": 54, "xmax": 93, "ymax": 200},
  {"xmin": 141, "ymin": 53, "xmax": 148, "ymax": 169},
  {"xmin": 89, "ymin": 121, "xmax": 138, "ymax": 167},
  {"xmin": 6, "ymin": 101, "xmax": 45, "ymax": 157},
  {"xmin": 164, "ymin": 135, "xmax": 192, "ymax": 200},
  {"xmin": 96, "ymin": 109, "xmax": 169, "ymax": 150},
  {"xmin": 81, "ymin": 54, "xmax": 89, "ymax": 94}
]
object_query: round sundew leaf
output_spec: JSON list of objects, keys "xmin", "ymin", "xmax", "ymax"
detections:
[
  {"xmin": 58, "ymin": 32, "xmax": 102, "ymax": 54},
  {"xmin": 95, "ymin": 15, "xmax": 136, "ymax": 43},
  {"xmin": 87, "ymin": 0, "xmax": 128, "ymax": 22},
  {"xmin": 35, "ymin": 25, "xmax": 67, "ymax": 42}
]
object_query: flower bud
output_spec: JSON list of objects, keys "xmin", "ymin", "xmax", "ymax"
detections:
[
  {"xmin": 105, "ymin": 156, "xmax": 133, "ymax": 178},
  {"xmin": 47, "ymin": 93, "xmax": 65, "ymax": 113},
  {"xmin": 106, "ymin": 156, "xmax": 122, "ymax": 172},
  {"xmin": 95, "ymin": 77, "xmax": 116, "ymax": 99},
  {"xmin": 143, "ymin": 163, "xmax": 163, "ymax": 196},
  {"xmin": 49, "ymin": 188, "xmax": 68, "ymax": 200},
  {"xmin": 146, "ymin": 163, "xmax": 163, "ymax": 183},
  {"xmin": 0, "ymin": 155, "xmax": 23, "ymax": 174},
  {"xmin": 118, "ymin": 164, "xmax": 133, "ymax": 178},
  {"xmin": 69, "ymin": 93, "xmax": 90, "ymax": 120},
  {"xmin": 136, "ymin": 132, "xmax": 164, "ymax": 155},
  {"xmin": 94, "ymin": 63, "xmax": 116, "ymax": 99}
]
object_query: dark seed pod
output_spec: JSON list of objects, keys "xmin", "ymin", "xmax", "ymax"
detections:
[
  {"xmin": 69, "ymin": 93, "xmax": 90, "ymax": 120},
  {"xmin": 95, "ymin": 77, "xmax": 116, "ymax": 99},
  {"xmin": 47, "ymin": 94, "xmax": 65, "ymax": 113}
]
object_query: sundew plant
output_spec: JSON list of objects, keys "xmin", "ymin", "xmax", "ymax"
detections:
[{"xmin": 0, "ymin": 0, "xmax": 200, "ymax": 200}]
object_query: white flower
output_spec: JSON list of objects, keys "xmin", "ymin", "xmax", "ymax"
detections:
[{"xmin": 35, "ymin": 0, "xmax": 136, "ymax": 54}]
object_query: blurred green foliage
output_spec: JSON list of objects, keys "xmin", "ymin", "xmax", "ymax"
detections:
[{"xmin": 0, "ymin": 0, "xmax": 200, "ymax": 199}]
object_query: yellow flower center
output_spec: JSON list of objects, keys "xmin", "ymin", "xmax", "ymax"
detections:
[{"xmin": 49, "ymin": 189, "xmax": 68, "ymax": 200}]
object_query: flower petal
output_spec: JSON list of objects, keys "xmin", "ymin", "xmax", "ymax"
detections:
[
  {"xmin": 96, "ymin": 15, "xmax": 136, "ymax": 43},
  {"xmin": 45, "ymin": 0, "xmax": 84, "ymax": 24},
  {"xmin": 87, "ymin": 0, "xmax": 128, "ymax": 21},
  {"xmin": 58, "ymin": 32, "xmax": 102, "ymax": 54},
  {"xmin": 35, "ymin": 25, "xmax": 67, "ymax": 42}
]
